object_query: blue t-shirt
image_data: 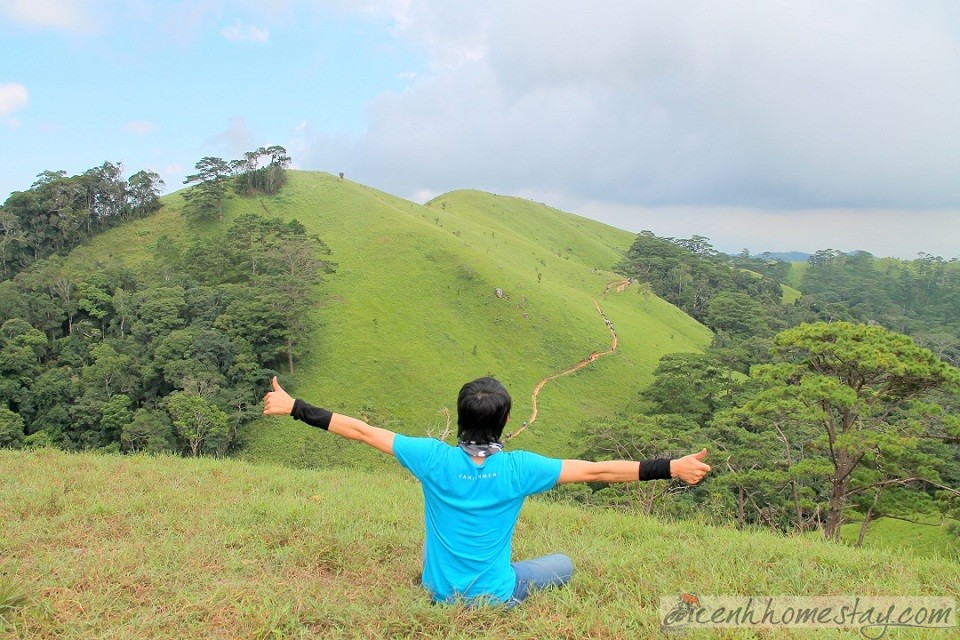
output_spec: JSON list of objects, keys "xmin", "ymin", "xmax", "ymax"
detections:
[{"xmin": 393, "ymin": 434, "xmax": 562, "ymax": 605}]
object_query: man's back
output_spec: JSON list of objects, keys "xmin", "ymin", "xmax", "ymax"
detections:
[{"xmin": 393, "ymin": 435, "xmax": 561, "ymax": 604}]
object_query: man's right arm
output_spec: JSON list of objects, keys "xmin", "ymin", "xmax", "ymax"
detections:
[
  {"xmin": 557, "ymin": 449, "xmax": 711, "ymax": 485},
  {"xmin": 557, "ymin": 459, "xmax": 643, "ymax": 484}
]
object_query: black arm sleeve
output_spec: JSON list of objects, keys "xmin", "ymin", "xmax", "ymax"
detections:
[
  {"xmin": 639, "ymin": 458, "xmax": 672, "ymax": 481},
  {"xmin": 291, "ymin": 398, "xmax": 333, "ymax": 431}
]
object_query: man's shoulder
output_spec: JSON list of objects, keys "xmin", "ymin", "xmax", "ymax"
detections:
[
  {"xmin": 395, "ymin": 433, "xmax": 452, "ymax": 445},
  {"xmin": 503, "ymin": 448, "xmax": 562, "ymax": 469},
  {"xmin": 394, "ymin": 435, "xmax": 458, "ymax": 474},
  {"xmin": 394, "ymin": 434, "xmax": 454, "ymax": 455},
  {"xmin": 504, "ymin": 447, "xmax": 556, "ymax": 460},
  {"xmin": 500, "ymin": 448, "xmax": 563, "ymax": 492}
]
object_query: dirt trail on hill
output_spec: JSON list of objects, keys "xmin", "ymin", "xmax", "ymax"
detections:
[
  {"xmin": 506, "ymin": 279, "xmax": 630, "ymax": 441},
  {"xmin": 604, "ymin": 278, "xmax": 632, "ymax": 294}
]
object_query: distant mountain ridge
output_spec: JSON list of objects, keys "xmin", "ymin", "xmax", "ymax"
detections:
[{"xmin": 749, "ymin": 250, "xmax": 812, "ymax": 262}]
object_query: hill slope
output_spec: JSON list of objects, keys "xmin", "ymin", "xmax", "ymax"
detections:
[
  {"xmin": 2, "ymin": 449, "xmax": 957, "ymax": 639},
  {"xmin": 67, "ymin": 171, "xmax": 711, "ymax": 465}
]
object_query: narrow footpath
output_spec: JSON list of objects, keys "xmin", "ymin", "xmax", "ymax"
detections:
[{"xmin": 505, "ymin": 279, "xmax": 629, "ymax": 441}]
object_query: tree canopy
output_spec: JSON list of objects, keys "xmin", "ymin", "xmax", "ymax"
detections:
[
  {"xmin": 0, "ymin": 209, "xmax": 333, "ymax": 457},
  {"xmin": 0, "ymin": 162, "xmax": 164, "ymax": 279}
]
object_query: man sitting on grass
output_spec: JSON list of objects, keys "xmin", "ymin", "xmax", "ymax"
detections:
[{"xmin": 263, "ymin": 376, "xmax": 711, "ymax": 607}]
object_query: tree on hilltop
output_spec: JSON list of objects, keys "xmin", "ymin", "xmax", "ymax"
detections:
[
  {"xmin": 183, "ymin": 156, "xmax": 232, "ymax": 222},
  {"xmin": 127, "ymin": 169, "xmax": 164, "ymax": 218},
  {"xmin": 232, "ymin": 145, "xmax": 291, "ymax": 196}
]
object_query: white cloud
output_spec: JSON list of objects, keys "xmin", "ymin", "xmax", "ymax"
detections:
[
  {"xmin": 124, "ymin": 120, "xmax": 158, "ymax": 135},
  {"xmin": 160, "ymin": 165, "xmax": 184, "ymax": 193},
  {"xmin": 302, "ymin": 1, "xmax": 960, "ymax": 215},
  {"xmin": 207, "ymin": 116, "xmax": 255, "ymax": 158},
  {"xmin": 412, "ymin": 188, "xmax": 439, "ymax": 203},
  {"xmin": 221, "ymin": 20, "xmax": 269, "ymax": 43},
  {"xmin": 0, "ymin": 0, "xmax": 95, "ymax": 33},
  {"xmin": 0, "ymin": 83, "xmax": 28, "ymax": 115}
]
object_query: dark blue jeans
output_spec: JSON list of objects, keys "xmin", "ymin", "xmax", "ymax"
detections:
[{"xmin": 507, "ymin": 553, "xmax": 574, "ymax": 607}]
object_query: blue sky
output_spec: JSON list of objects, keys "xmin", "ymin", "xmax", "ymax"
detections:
[
  {"xmin": 2, "ymin": 1, "xmax": 959, "ymax": 259},
  {"xmin": 0, "ymin": 2, "xmax": 424, "ymax": 190}
]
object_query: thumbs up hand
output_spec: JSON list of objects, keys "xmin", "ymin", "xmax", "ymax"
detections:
[
  {"xmin": 263, "ymin": 376, "xmax": 295, "ymax": 416},
  {"xmin": 670, "ymin": 448, "xmax": 712, "ymax": 485}
]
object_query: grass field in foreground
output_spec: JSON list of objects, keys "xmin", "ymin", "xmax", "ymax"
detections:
[{"xmin": 1, "ymin": 450, "xmax": 957, "ymax": 639}]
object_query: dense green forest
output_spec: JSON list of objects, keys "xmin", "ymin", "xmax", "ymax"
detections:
[
  {"xmin": 0, "ymin": 149, "xmax": 335, "ymax": 455},
  {"xmin": 799, "ymin": 249, "xmax": 960, "ymax": 364},
  {"xmin": 570, "ymin": 232, "xmax": 960, "ymax": 542},
  {"xmin": 615, "ymin": 232, "xmax": 960, "ymax": 368},
  {"xmin": 0, "ymin": 162, "xmax": 164, "ymax": 280}
]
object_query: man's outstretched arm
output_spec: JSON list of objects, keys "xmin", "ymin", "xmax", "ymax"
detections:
[
  {"xmin": 262, "ymin": 377, "xmax": 396, "ymax": 456},
  {"xmin": 558, "ymin": 449, "xmax": 711, "ymax": 485}
]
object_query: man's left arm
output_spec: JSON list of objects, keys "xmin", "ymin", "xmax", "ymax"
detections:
[{"xmin": 557, "ymin": 448, "xmax": 711, "ymax": 485}]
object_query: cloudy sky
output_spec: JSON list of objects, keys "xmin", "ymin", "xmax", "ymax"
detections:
[{"xmin": 2, "ymin": 0, "xmax": 959, "ymax": 258}]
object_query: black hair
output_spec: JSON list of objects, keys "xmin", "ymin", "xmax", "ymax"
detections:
[{"xmin": 456, "ymin": 377, "xmax": 511, "ymax": 443}]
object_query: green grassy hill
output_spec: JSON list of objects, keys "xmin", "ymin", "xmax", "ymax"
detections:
[
  {"xmin": 839, "ymin": 516, "xmax": 960, "ymax": 561},
  {"xmin": 780, "ymin": 282, "xmax": 802, "ymax": 304},
  {"xmin": 2, "ymin": 449, "xmax": 957, "ymax": 639},
  {"xmin": 66, "ymin": 171, "xmax": 711, "ymax": 466},
  {"xmin": 785, "ymin": 261, "xmax": 808, "ymax": 289}
]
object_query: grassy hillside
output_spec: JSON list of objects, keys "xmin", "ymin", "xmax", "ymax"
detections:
[
  {"xmin": 66, "ymin": 171, "xmax": 711, "ymax": 465},
  {"xmin": 785, "ymin": 261, "xmax": 808, "ymax": 289},
  {"xmin": 780, "ymin": 282, "xmax": 802, "ymax": 304},
  {"xmin": 839, "ymin": 516, "xmax": 960, "ymax": 562},
  {"xmin": 2, "ymin": 449, "xmax": 957, "ymax": 639}
]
